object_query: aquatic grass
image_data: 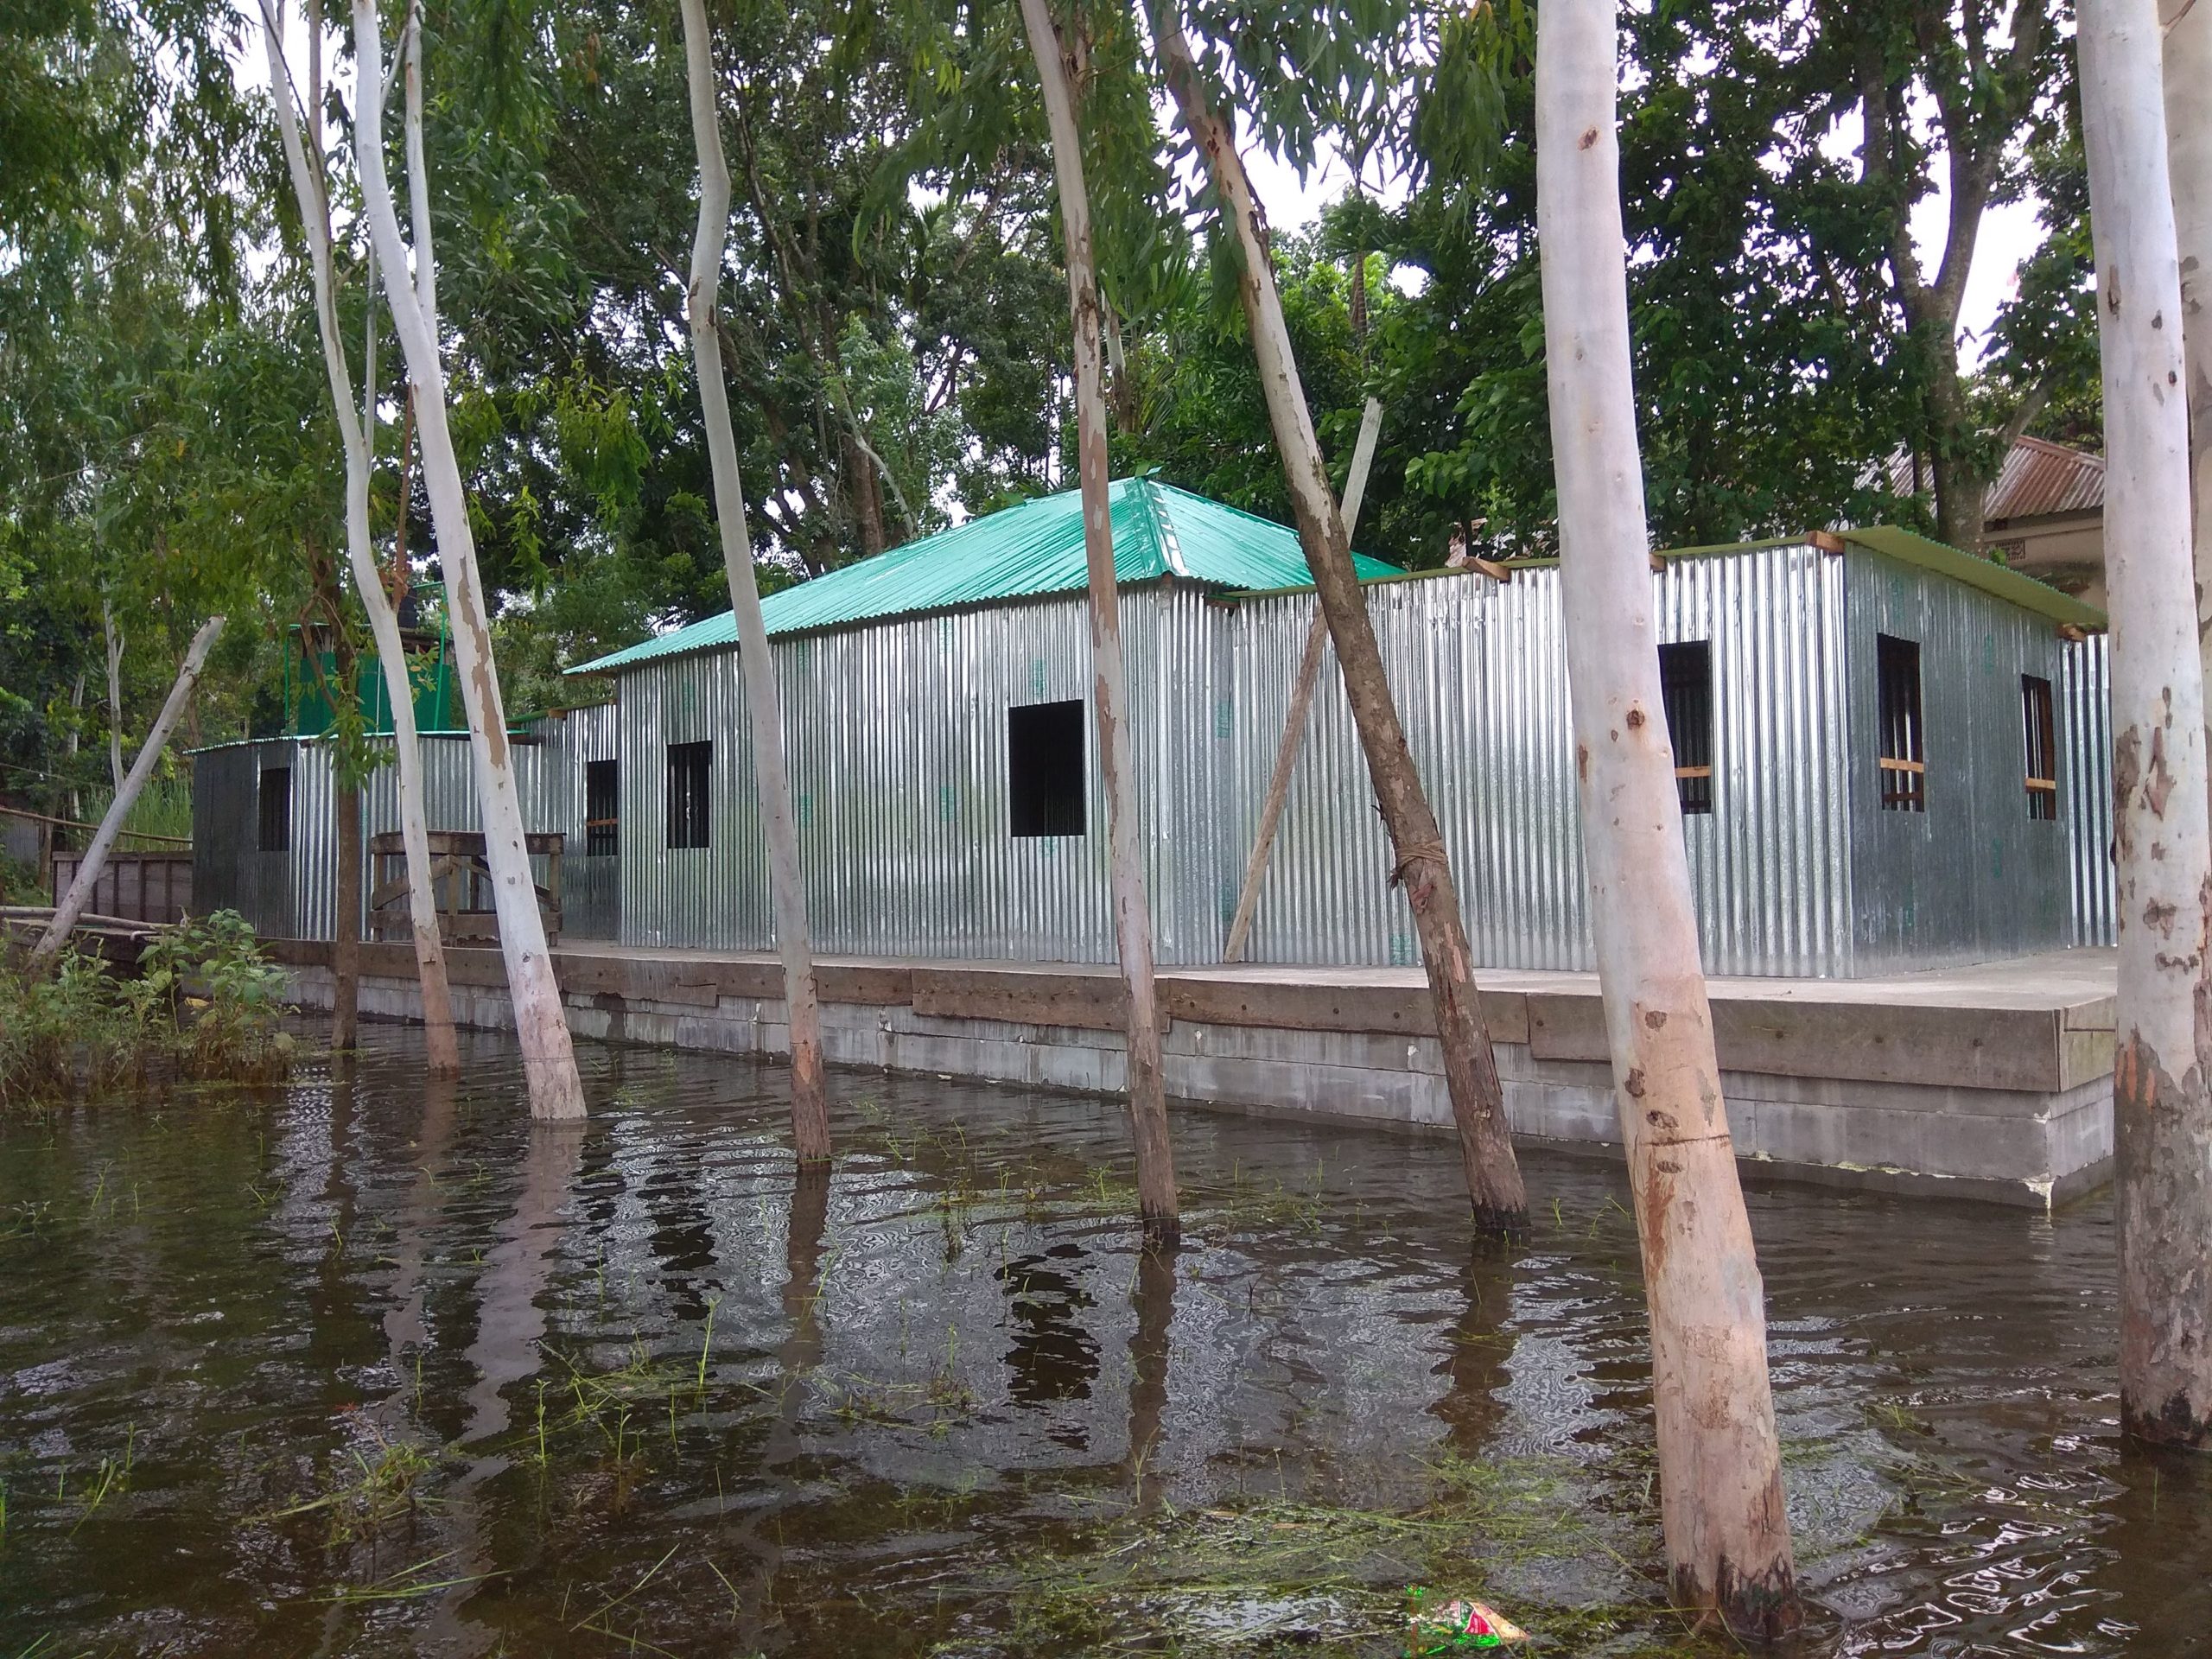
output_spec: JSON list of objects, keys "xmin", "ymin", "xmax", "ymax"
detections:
[
  {"xmin": 974, "ymin": 1451, "xmax": 1735, "ymax": 1658},
  {"xmin": 249, "ymin": 1422, "xmax": 435, "ymax": 1545}
]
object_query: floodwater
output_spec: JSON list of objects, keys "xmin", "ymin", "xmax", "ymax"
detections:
[{"xmin": 0, "ymin": 1028, "xmax": 2202, "ymax": 1658}]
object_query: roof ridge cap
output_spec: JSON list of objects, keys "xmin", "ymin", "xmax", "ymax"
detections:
[{"xmin": 1140, "ymin": 477, "xmax": 1192, "ymax": 578}]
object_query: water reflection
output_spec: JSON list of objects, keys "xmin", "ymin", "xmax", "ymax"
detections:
[
  {"xmin": 1125, "ymin": 1241, "xmax": 1176, "ymax": 1510},
  {"xmin": 997, "ymin": 1242, "xmax": 1100, "ymax": 1408},
  {"xmin": 0, "ymin": 1026, "xmax": 2201, "ymax": 1658}
]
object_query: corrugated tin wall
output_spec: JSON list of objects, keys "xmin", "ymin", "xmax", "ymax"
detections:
[
  {"xmin": 2061, "ymin": 633, "xmax": 2114, "ymax": 946},
  {"xmin": 618, "ymin": 584, "xmax": 1224, "ymax": 963},
  {"xmin": 194, "ymin": 730, "xmax": 583, "ymax": 942},
  {"xmin": 524, "ymin": 703, "xmax": 619, "ymax": 939},
  {"xmin": 1842, "ymin": 547, "xmax": 2075, "ymax": 969},
  {"xmin": 1229, "ymin": 544, "xmax": 1853, "ymax": 976}
]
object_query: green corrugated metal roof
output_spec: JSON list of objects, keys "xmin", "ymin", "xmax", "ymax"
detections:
[
  {"xmin": 567, "ymin": 476, "xmax": 1400, "ymax": 674},
  {"xmin": 1839, "ymin": 525, "xmax": 2106, "ymax": 628}
]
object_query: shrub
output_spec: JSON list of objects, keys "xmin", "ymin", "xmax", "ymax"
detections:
[{"xmin": 0, "ymin": 910, "xmax": 294, "ymax": 1107}]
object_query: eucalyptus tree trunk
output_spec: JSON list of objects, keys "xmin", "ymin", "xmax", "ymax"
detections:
[
  {"xmin": 1535, "ymin": 0, "xmax": 1798, "ymax": 1628},
  {"xmin": 350, "ymin": 0, "xmax": 583, "ymax": 1120},
  {"xmin": 1223, "ymin": 396, "xmax": 1382, "ymax": 963},
  {"xmin": 258, "ymin": 1, "xmax": 460, "ymax": 1075},
  {"xmin": 1021, "ymin": 0, "xmax": 1178, "ymax": 1235},
  {"xmin": 101, "ymin": 601, "xmax": 125, "ymax": 794},
  {"xmin": 2083, "ymin": 0, "xmax": 2212, "ymax": 1448},
  {"xmin": 1150, "ymin": 4, "xmax": 1526, "ymax": 1235},
  {"xmin": 2168, "ymin": 1, "xmax": 2212, "ymax": 800},
  {"xmin": 34, "ymin": 618, "xmax": 225, "ymax": 969},
  {"xmin": 677, "ymin": 0, "xmax": 830, "ymax": 1160}
]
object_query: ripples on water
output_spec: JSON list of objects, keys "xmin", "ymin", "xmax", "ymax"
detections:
[{"xmin": 0, "ymin": 1026, "xmax": 2202, "ymax": 1656}]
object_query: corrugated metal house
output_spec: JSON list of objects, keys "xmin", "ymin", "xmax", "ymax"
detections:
[{"xmin": 194, "ymin": 476, "xmax": 2114, "ymax": 977}]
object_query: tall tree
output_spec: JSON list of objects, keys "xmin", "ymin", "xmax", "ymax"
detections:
[
  {"xmin": 677, "ymin": 0, "xmax": 831, "ymax": 1160},
  {"xmin": 1535, "ymin": 0, "xmax": 1798, "ymax": 1629},
  {"xmin": 1020, "ymin": 0, "xmax": 1179, "ymax": 1235},
  {"xmin": 2169, "ymin": 0, "xmax": 2212, "ymax": 778},
  {"xmin": 351, "ymin": 0, "xmax": 584, "ymax": 1121},
  {"xmin": 259, "ymin": 0, "xmax": 461, "ymax": 1073},
  {"xmin": 1149, "ymin": 0, "xmax": 1528, "ymax": 1236},
  {"xmin": 1831, "ymin": 0, "xmax": 2067, "ymax": 549},
  {"xmin": 2081, "ymin": 0, "xmax": 2212, "ymax": 1447}
]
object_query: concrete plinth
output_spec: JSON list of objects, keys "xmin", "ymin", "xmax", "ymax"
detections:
[{"xmin": 272, "ymin": 940, "xmax": 2118, "ymax": 1210}]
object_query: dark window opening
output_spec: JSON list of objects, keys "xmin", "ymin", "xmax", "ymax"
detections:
[
  {"xmin": 1658, "ymin": 641, "xmax": 1714, "ymax": 816},
  {"xmin": 257, "ymin": 766, "xmax": 292, "ymax": 853},
  {"xmin": 1008, "ymin": 699, "xmax": 1085, "ymax": 837},
  {"xmin": 2022, "ymin": 675, "xmax": 2057, "ymax": 822},
  {"xmin": 1877, "ymin": 633, "xmax": 1925, "ymax": 811},
  {"xmin": 585, "ymin": 759, "xmax": 620, "ymax": 856},
  {"xmin": 666, "ymin": 741, "xmax": 711, "ymax": 849}
]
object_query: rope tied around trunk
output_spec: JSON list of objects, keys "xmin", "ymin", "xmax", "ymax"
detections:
[{"xmin": 1388, "ymin": 838, "xmax": 1450, "ymax": 891}]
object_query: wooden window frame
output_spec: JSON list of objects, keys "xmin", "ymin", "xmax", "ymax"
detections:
[
  {"xmin": 2021, "ymin": 674, "xmax": 2057, "ymax": 822},
  {"xmin": 584, "ymin": 757, "xmax": 620, "ymax": 857},
  {"xmin": 1657, "ymin": 640, "xmax": 1715, "ymax": 816},
  {"xmin": 1876, "ymin": 633, "xmax": 1926, "ymax": 813},
  {"xmin": 665, "ymin": 741, "xmax": 712, "ymax": 850}
]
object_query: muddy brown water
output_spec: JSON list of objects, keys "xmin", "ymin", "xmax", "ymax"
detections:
[{"xmin": 0, "ymin": 1026, "xmax": 2202, "ymax": 1657}]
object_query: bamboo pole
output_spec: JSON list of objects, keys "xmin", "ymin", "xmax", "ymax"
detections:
[
  {"xmin": 34, "ymin": 618, "xmax": 225, "ymax": 969},
  {"xmin": 1022, "ymin": 0, "xmax": 1179, "ymax": 1235},
  {"xmin": 2085, "ymin": 0, "xmax": 2212, "ymax": 1446},
  {"xmin": 677, "ymin": 0, "xmax": 831, "ymax": 1160},
  {"xmin": 1150, "ymin": 3, "xmax": 1526, "ymax": 1235},
  {"xmin": 1221, "ymin": 396, "xmax": 1382, "ymax": 963},
  {"xmin": 1535, "ymin": 0, "xmax": 1798, "ymax": 1629},
  {"xmin": 350, "ymin": 0, "xmax": 582, "ymax": 1119},
  {"xmin": 258, "ymin": 0, "xmax": 460, "ymax": 1074}
]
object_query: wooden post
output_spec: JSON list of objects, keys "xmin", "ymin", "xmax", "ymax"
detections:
[
  {"xmin": 258, "ymin": 0, "xmax": 460, "ymax": 1073},
  {"xmin": 1535, "ymin": 0, "xmax": 1797, "ymax": 1630},
  {"xmin": 333, "ymin": 769, "xmax": 362, "ymax": 1050},
  {"xmin": 34, "ymin": 619, "xmax": 225, "ymax": 969},
  {"xmin": 677, "ymin": 0, "xmax": 831, "ymax": 1161},
  {"xmin": 1222, "ymin": 396, "xmax": 1382, "ymax": 963},
  {"xmin": 2084, "ymin": 0, "xmax": 2212, "ymax": 1446},
  {"xmin": 1150, "ymin": 3, "xmax": 1526, "ymax": 1236},
  {"xmin": 350, "ymin": 0, "xmax": 583, "ymax": 1119},
  {"xmin": 1022, "ymin": 0, "xmax": 1179, "ymax": 1236}
]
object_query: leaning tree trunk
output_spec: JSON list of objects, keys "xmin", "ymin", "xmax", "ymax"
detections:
[
  {"xmin": 1223, "ymin": 395, "xmax": 1383, "ymax": 963},
  {"xmin": 34, "ymin": 618, "xmax": 225, "ymax": 969},
  {"xmin": 351, "ymin": 0, "xmax": 583, "ymax": 1120},
  {"xmin": 677, "ymin": 0, "xmax": 831, "ymax": 1161},
  {"xmin": 258, "ymin": 0, "xmax": 460, "ymax": 1074},
  {"xmin": 1150, "ymin": 2, "xmax": 1527, "ymax": 1234},
  {"xmin": 102, "ymin": 600, "xmax": 125, "ymax": 795},
  {"xmin": 2168, "ymin": 0, "xmax": 2212, "ymax": 801},
  {"xmin": 1021, "ymin": 0, "xmax": 1179, "ymax": 1235},
  {"xmin": 2083, "ymin": 0, "xmax": 2212, "ymax": 1447},
  {"xmin": 1535, "ymin": 0, "xmax": 1799, "ymax": 1630}
]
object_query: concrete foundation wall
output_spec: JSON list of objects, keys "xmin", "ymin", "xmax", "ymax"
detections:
[{"xmin": 281, "ymin": 947, "xmax": 2112, "ymax": 1211}]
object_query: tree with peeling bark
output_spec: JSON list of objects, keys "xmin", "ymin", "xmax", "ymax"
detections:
[
  {"xmin": 1534, "ymin": 0, "xmax": 1799, "ymax": 1630},
  {"xmin": 677, "ymin": 0, "xmax": 831, "ymax": 1162},
  {"xmin": 2082, "ymin": 0, "xmax": 2212, "ymax": 1448},
  {"xmin": 258, "ymin": 0, "xmax": 461, "ymax": 1075},
  {"xmin": 350, "ymin": 0, "xmax": 583, "ymax": 1120},
  {"xmin": 1019, "ymin": 0, "xmax": 1179, "ymax": 1236},
  {"xmin": 34, "ymin": 618, "xmax": 226, "ymax": 971},
  {"xmin": 1147, "ymin": 0, "xmax": 1527, "ymax": 1236},
  {"xmin": 2169, "ymin": 1, "xmax": 2212, "ymax": 791}
]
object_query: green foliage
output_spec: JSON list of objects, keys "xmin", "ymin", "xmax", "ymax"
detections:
[{"xmin": 0, "ymin": 910, "xmax": 293, "ymax": 1108}]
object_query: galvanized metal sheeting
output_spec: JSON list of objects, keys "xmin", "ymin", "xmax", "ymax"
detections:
[{"xmin": 197, "ymin": 541, "xmax": 2117, "ymax": 976}]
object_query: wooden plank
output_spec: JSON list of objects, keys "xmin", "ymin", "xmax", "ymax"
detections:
[
  {"xmin": 912, "ymin": 964, "xmax": 1127, "ymax": 1031},
  {"xmin": 1527, "ymin": 990, "xmax": 2067, "ymax": 1092},
  {"xmin": 1159, "ymin": 973, "xmax": 1531, "ymax": 1046}
]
